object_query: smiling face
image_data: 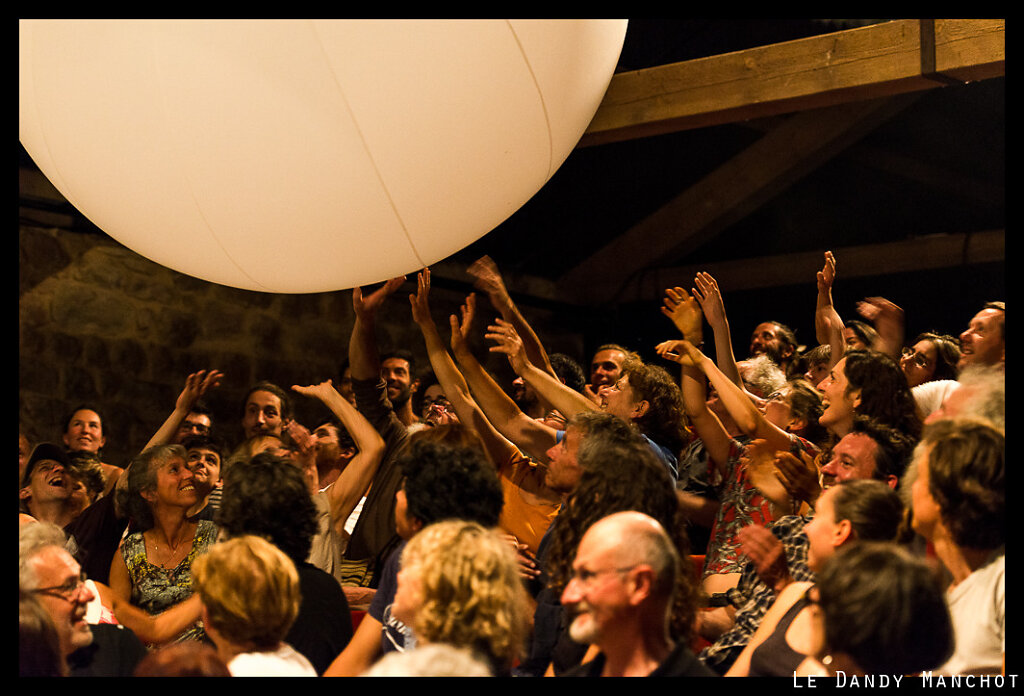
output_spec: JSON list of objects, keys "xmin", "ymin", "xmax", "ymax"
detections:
[
  {"xmin": 819, "ymin": 432, "xmax": 879, "ymax": 489},
  {"xmin": 958, "ymin": 308, "xmax": 1004, "ymax": 370},
  {"xmin": 62, "ymin": 409, "xmax": 105, "ymax": 455},
  {"xmin": 242, "ymin": 390, "xmax": 283, "ymax": 439},
  {"xmin": 900, "ymin": 339, "xmax": 939, "ymax": 388},
  {"xmin": 143, "ymin": 456, "xmax": 198, "ymax": 509},
  {"xmin": 817, "ymin": 358, "xmax": 859, "ymax": 436},
  {"xmin": 599, "ymin": 375, "xmax": 642, "ymax": 422},
  {"xmin": 28, "ymin": 546, "xmax": 95, "ymax": 657},
  {"xmin": 186, "ymin": 447, "xmax": 222, "ymax": 496},
  {"xmin": 590, "ymin": 349, "xmax": 626, "ymax": 390},
  {"xmin": 560, "ymin": 524, "xmax": 634, "ymax": 646},
  {"xmin": 381, "ymin": 357, "xmax": 413, "ymax": 406},
  {"xmin": 749, "ymin": 322, "xmax": 793, "ymax": 364},
  {"xmin": 20, "ymin": 459, "xmax": 73, "ymax": 507}
]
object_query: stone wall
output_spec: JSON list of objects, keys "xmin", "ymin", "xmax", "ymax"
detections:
[{"xmin": 19, "ymin": 224, "xmax": 582, "ymax": 468}]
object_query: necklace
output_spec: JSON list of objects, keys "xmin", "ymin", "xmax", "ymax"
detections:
[{"xmin": 148, "ymin": 529, "xmax": 192, "ymax": 569}]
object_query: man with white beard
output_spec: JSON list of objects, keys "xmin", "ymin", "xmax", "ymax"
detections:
[{"xmin": 559, "ymin": 511, "xmax": 714, "ymax": 677}]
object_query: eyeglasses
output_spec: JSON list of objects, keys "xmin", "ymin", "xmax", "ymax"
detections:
[
  {"xmin": 569, "ymin": 565, "xmax": 637, "ymax": 587},
  {"xmin": 32, "ymin": 570, "xmax": 89, "ymax": 602}
]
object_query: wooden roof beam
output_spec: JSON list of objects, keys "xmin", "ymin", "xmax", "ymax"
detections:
[{"xmin": 581, "ymin": 19, "xmax": 1004, "ymax": 146}]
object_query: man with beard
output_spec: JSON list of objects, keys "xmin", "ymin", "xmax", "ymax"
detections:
[
  {"xmin": 240, "ymin": 381, "xmax": 291, "ymax": 441},
  {"xmin": 560, "ymin": 511, "xmax": 713, "ymax": 677},
  {"xmin": 748, "ymin": 321, "xmax": 799, "ymax": 376},
  {"xmin": 380, "ymin": 349, "xmax": 420, "ymax": 428}
]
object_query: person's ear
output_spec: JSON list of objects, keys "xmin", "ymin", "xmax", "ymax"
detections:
[
  {"xmin": 632, "ymin": 399, "xmax": 650, "ymax": 420},
  {"xmin": 834, "ymin": 519, "xmax": 854, "ymax": 547},
  {"xmin": 848, "ymin": 388, "xmax": 862, "ymax": 409},
  {"xmin": 627, "ymin": 565, "xmax": 655, "ymax": 606}
]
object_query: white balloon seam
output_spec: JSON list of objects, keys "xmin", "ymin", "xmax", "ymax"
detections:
[
  {"xmin": 307, "ymin": 20, "xmax": 427, "ymax": 275},
  {"xmin": 504, "ymin": 19, "xmax": 556, "ymax": 180}
]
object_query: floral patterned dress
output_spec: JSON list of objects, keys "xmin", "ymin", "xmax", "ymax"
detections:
[
  {"xmin": 121, "ymin": 519, "xmax": 218, "ymax": 646},
  {"xmin": 703, "ymin": 435, "xmax": 817, "ymax": 577}
]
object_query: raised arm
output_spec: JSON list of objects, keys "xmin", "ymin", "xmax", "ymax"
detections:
[
  {"xmin": 815, "ymin": 251, "xmax": 846, "ymax": 368},
  {"xmin": 349, "ymin": 277, "xmax": 406, "ymax": 380},
  {"xmin": 691, "ymin": 271, "xmax": 745, "ymax": 388},
  {"xmin": 449, "ymin": 293, "xmax": 559, "ymax": 462},
  {"xmin": 656, "ymin": 337, "xmax": 732, "ymax": 474},
  {"xmin": 468, "ymin": 255, "xmax": 557, "ymax": 380},
  {"xmin": 485, "ymin": 317, "xmax": 598, "ymax": 420},
  {"xmin": 667, "ymin": 338, "xmax": 794, "ymax": 453},
  {"xmin": 142, "ymin": 369, "xmax": 223, "ymax": 451},
  {"xmin": 856, "ymin": 296, "xmax": 905, "ymax": 361},
  {"xmin": 409, "ymin": 269, "xmax": 519, "ymax": 468},
  {"xmin": 292, "ymin": 380, "xmax": 386, "ymax": 535}
]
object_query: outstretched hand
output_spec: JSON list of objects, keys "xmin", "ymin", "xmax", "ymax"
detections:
[
  {"xmin": 353, "ymin": 276, "xmax": 406, "ymax": 319},
  {"xmin": 654, "ymin": 338, "xmax": 703, "ymax": 368},
  {"xmin": 661, "ymin": 286, "xmax": 704, "ymax": 342},
  {"xmin": 486, "ymin": 318, "xmax": 530, "ymax": 374},
  {"xmin": 817, "ymin": 251, "xmax": 836, "ymax": 295},
  {"xmin": 176, "ymin": 369, "xmax": 223, "ymax": 412},
  {"xmin": 467, "ymin": 255, "xmax": 510, "ymax": 303},
  {"xmin": 449, "ymin": 293, "xmax": 477, "ymax": 356},
  {"xmin": 692, "ymin": 272, "xmax": 727, "ymax": 329},
  {"xmin": 409, "ymin": 268, "xmax": 434, "ymax": 327},
  {"xmin": 292, "ymin": 379, "xmax": 338, "ymax": 404}
]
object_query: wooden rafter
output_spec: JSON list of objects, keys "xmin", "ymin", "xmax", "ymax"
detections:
[{"xmin": 581, "ymin": 19, "xmax": 1004, "ymax": 146}]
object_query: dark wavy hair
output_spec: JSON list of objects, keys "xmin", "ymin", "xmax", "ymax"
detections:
[
  {"xmin": 398, "ymin": 437, "xmax": 504, "ymax": 529},
  {"xmin": 620, "ymin": 356, "xmax": 688, "ymax": 455},
  {"xmin": 817, "ymin": 542, "xmax": 953, "ymax": 675},
  {"xmin": 921, "ymin": 418, "xmax": 1004, "ymax": 549},
  {"xmin": 543, "ymin": 436, "xmax": 696, "ymax": 645},
  {"xmin": 215, "ymin": 451, "xmax": 319, "ymax": 563},
  {"xmin": 841, "ymin": 349, "xmax": 922, "ymax": 439}
]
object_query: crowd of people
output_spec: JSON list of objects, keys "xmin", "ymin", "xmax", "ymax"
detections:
[{"xmin": 19, "ymin": 251, "xmax": 1004, "ymax": 678}]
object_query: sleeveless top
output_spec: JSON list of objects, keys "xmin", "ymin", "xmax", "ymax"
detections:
[
  {"xmin": 747, "ymin": 589, "xmax": 812, "ymax": 677},
  {"xmin": 121, "ymin": 519, "xmax": 218, "ymax": 645}
]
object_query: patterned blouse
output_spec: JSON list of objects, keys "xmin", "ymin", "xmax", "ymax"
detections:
[{"xmin": 121, "ymin": 519, "xmax": 218, "ymax": 645}]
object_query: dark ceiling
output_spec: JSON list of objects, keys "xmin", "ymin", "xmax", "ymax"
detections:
[{"xmin": 19, "ymin": 19, "xmax": 1005, "ymax": 359}]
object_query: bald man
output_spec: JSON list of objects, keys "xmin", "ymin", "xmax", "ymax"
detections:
[{"xmin": 560, "ymin": 511, "xmax": 713, "ymax": 677}]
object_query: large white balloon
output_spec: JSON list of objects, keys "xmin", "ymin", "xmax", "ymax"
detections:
[{"xmin": 19, "ymin": 19, "xmax": 627, "ymax": 293}]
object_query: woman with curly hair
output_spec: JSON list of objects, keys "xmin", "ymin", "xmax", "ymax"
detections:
[
  {"xmin": 818, "ymin": 349, "xmax": 923, "ymax": 441},
  {"xmin": 391, "ymin": 519, "xmax": 530, "ymax": 676},
  {"xmin": 324, "ymin": 431, "xmax": 506, "ymax": 676}
]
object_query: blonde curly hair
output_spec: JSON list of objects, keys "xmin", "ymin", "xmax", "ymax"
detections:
[{"xmin": 400, "ymin": 520, "xmax": 529, "ymax": 675}]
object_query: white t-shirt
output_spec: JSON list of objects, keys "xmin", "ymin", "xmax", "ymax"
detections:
[
  {"xmin": 228, "ymin": 643, "xmax": 317, "ymax": 677},
  {"xmin": 936, "ymin": 549, "xmax": 1004, "ymax": 676},
  {"xmin": 912, "ymin": 379, "xmax": 960, "ymax": 419}
]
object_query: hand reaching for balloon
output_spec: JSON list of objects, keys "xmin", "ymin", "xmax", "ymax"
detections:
[
  {"xmin": 661, "ymin": 286, "xmax": 704, "ymax": 343},
  {"xmin": 353, "ymin": 276, "xmax": 406, "ymax": 320},
  {"xmin": 449, "ymin": 293, "xmax": 477, "ymax": 358},
  {"xmin": 654, "ymin": 338, "xmax": 703, "ymax": 368},
  {"xmin": 486, "ymin": 318, "xmax": 530, "ymax": 375},
  {"xmin": 692, "ymin": 272, "xmax": 727, "ymax": 331}
]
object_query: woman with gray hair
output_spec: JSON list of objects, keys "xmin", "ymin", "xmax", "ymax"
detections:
[{"xmin": 108, "ymin": 444, "xmax": 216, "ymax": 646}]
